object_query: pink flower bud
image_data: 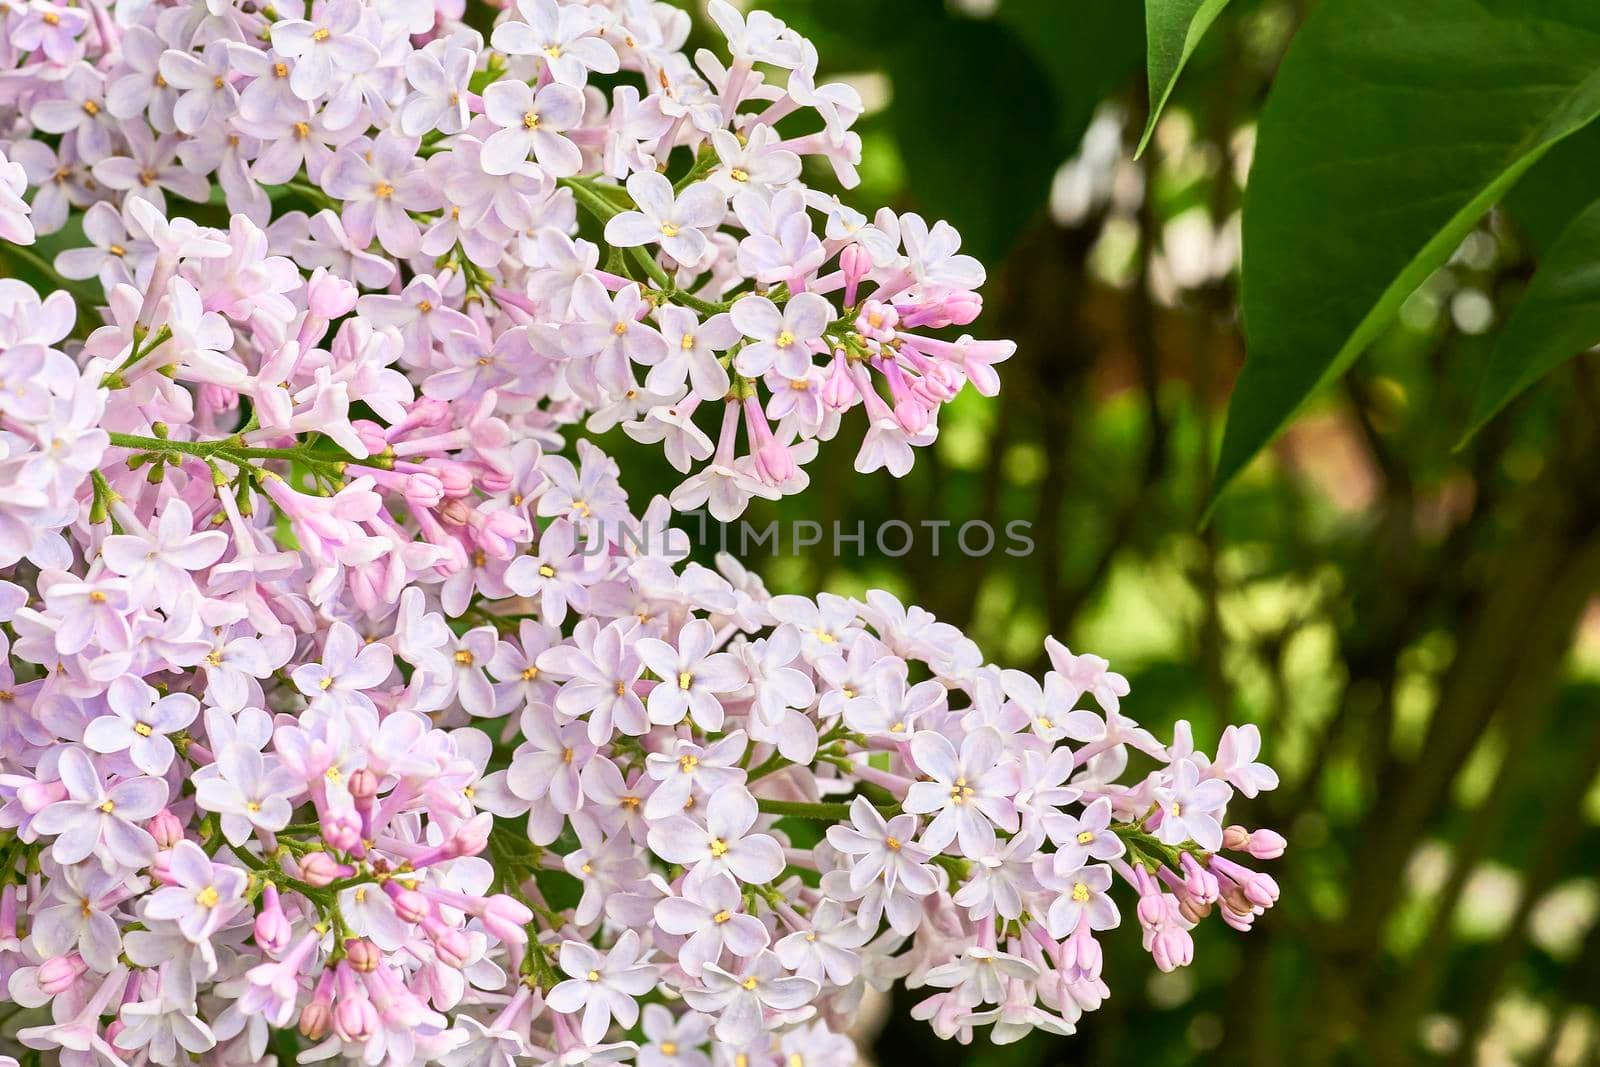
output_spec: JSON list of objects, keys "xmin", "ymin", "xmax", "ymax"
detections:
[
  {"xmin": 354, "ymin": 422, "xmax": 390, "ymax": 456},
  {"xmin": 449, "ymin": 813, "xmax": 492, "ymax": 858},
  {"xmin": 344, "ymin": 939, "xmax": 380, "ymax": 973},
  {"xmin": 894, "ymin": 396, "xmax": 930, "ymax": 434},
  {"xmin": 423, "ymin": 460, "xmax": 475, "ymax": 497},
  {"xmin": 481, "ymin": 895, "xmax": 534, "ymax": 945},
  {"xmin": 147, "ymin": 808, "xmax": 184, "ymax": 849},
  {"xmin": 399, "ymin": 472, "xmax": 446, "ymax": 509},
  {"xmin": 942, "ymin": 290, "xmax": 982, "ymax": 326},
  {"xmin": 255, "ymin": 886, "xmax": 292, "ymax": 954},
  {"xmin": 1136, "ymin": 892, "xmax": 1167, "ymax": 932},
  {"xmin": 821, "ymin": 359, "xmax": 857, "ymax": 409},
  {"xmin": 388, "ymin": 886, "xmax": 430, "ymax": 924},
  {"xmin": 321, "ymin": 810, "xmax": 362, "ymax": 851},
  {"xmin": 1180, "ymin": 853, "xmax": 1220, "ymax": 904},
  {"xmin": 1148, "ymin": 926, "xmax": 1193, "ymax": 972},
  {"xmin": 1240, "ymin": 871, "xmax": 1280, "ymax": 908},
  {"xmin": 149, "ymin": 848, "xmax": 179, "ymax": 886},
  {"xmin": 298, "ymin": 852, "xmax": 343, "ymax": 887},
  {"xmin": 1065, "ymin": 923, "xmax": 1102, "ymax": 981},
  {"xmin": 347, "ymin": 769, "xmax": 379, "ymax": 801},
  {"xmin": 334, "ymin": 995, "xmax": 377, "ymax": 1042},
  {"xmin": 474, "ymin": 508, "xmax": 530, "ymax": 558},
  {"xmin": 431, "ymin": 926, "xmax": 471, "ymax": 968},
  {"xmin": 1222, "ymin": 824, "xmax": 1251, "ymax": 851},
  {"xmin": 38, "ymin": 954, "xmax": 86, "ymax": 994},
  {"xmin": 299, "ymin": 1000, "xmax": 333, "ymax": 1042},
  {"xmin": 1247, "ymin": 829, "xmax": 1287, "ymax": 860},
  {"xmin": 753, "ymin": 439, "xmax": 796, "ymax": 485},
  {"xmin": 16, "ymin": 778, "xmax": 66, "ymax": 813},
  {"xmin": 307, "ymin": 267, "xmax": 359, "ymax": 319}
]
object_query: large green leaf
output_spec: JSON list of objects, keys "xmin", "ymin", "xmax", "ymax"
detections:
[
  {"xmin": 1212, "ymin": 0, "xmax": 1600, "ymax": 511},
  {"xmin": 1463, "ymin": 198, "xmax": 1600, "ymax": 440},
  {"xmin": 1137, "ymin": 0, "xmax": 1231, "ymax": 157}
]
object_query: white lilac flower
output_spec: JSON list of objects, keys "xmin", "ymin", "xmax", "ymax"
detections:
[
  {"xmin": 0, "ymin": 1, "xmax": 1291, "ymax": 1058},
  {"xmin": 647, "ymin": 783, "xmax": 784, "ymax": 885},
  {"xmin": 30, "ymin": 746, "xmax": 167, "ymax": 869},
  {"xmin": 545, "ymin": 930, "xmax": 657, "ymax": 1044}
]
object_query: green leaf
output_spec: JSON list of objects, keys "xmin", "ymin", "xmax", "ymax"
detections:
[
  {"xmin": 1137, "ymin": 0, "xmax": 1231, "ymax": 158},
  {"xmin": 1462, "ymin": 197, "xmax": 1600, "ymax": 440},
  {"xmin": 1503, "ymin": 119, "xmax": 1600, "ymax": 254},
  {"xmin": 1211, "ymin": 0, "xmax": 1600, "ymax": 513}
]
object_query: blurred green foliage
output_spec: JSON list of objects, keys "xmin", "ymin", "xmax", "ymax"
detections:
[{"xmin": 631, "ymin": 1, "xmax": 1600, "ymax": 1063}]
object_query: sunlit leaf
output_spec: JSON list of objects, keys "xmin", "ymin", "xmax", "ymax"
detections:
[
  {"xmin": 1211, "ymin": 0, "xmax": 1600, "ymax": 513},
  {"xmin": 1137, "ymin": 0, "xmax": 1232, "ymax": 157}
]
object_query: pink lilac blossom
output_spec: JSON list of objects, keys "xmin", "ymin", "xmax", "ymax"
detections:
[{"xmin": 0, "ymin": 0, "xmax": 1285, "ymax": 1063}]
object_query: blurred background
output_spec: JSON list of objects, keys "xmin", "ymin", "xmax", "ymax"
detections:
[{"xmin": 631, "ymin": 1, "xmax": 1600, "ymax": 1063}]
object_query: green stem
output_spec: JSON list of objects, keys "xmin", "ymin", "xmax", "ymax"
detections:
[
  {"xmin": 756, "ymin": 797, "xmax": 897, "ymax": 821},
  {"xmin": 106, "ymin": 431, "xmax": 352, "ymax": 472}
]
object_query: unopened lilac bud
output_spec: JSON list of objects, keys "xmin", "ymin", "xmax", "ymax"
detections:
[
  {"xmin": 388, "ymin": 886, "xmax": 429, "ymax": 924},
  {"xmin": 942, "ymin": 290, "xmax": 982, "ymax": 327},
  {"xmin": 1149, "ymin": 926, "xmax": 1194, "ymax": 973},
  {"xmin": 1240, "ymin": 871, "xmax": 1280, "ymax": 908},
  {"xmin": 1178, "ymin": 897, "xmax": 1213, "ymax": 924},
  {"xmin": 347, "ymin": 769, "xmax": 379, "ymax": 801},
  {"xmin": 894, "ymin": 397, "xmax": 930, "ymax": 434},
  {"xmin": 448, "ymin": 813, "xmax": 491, "ymax": 858},
  {"xmin": 38, "ymin": 954, "xmax": 86, "ymax": 994},
  {"xmin": 298, "ymin": 852, "xmax": 342, "ymax": 887},
  {"xmin": 344, "ymin": 938, "xmax": 380, "ymax": 973},
  {"xmin": 1180, "ymin": 853, "xmax": 1220, "ymax": 904},
  {"xmin": 16, "ymin": 778, "xmax": 65, "ymax": 812},
  {"xmin": 431, "ymin": 926, "xmax": 471, "ymax": 968},
  {"xmin": 481, "ymin": 895, "xmax": 534, "ymax": 945},
  {"xmin": 148, "ymin": 808, "xmax": 184, "ymax": 849},
  {"xmin": 753, "ymin": 438, "xmax": 795, "ymax": 485},
  {"xmin": 1136, "ymin": 892, "xmax": 1166, "ymax": 931},
  {"xmin": 299, "ymin": 1000, "xmax": 333, "ymax": 1042},
  {"xmin": 821, "ymin": 360, "xmax": 856, "ymax": 408},
  {"xmin": 307, "ymin": 267, "xmax": 358, "ymax": 318},
  {"xmin": 150, "ymin": 847, "xmax": 179, "ymax": 886},
  {"xmin": 1222, "ymin": 825, "xmax": 1251, "ymax": 851},
  {"xmin": 475, "ymin": 509, "xmax": 529, "ymax": 558},
  {"xmin": 1065, "ymin": 924, "xmax": 1101, "ymax": 981},
  {"xmin": 321, "ymin": 810, "xmax": 362, "ymax": 851},
  {"xmin": 334, "ymin": 995, "xmax": 377, "ymax": 1042},
  {"xmin": 439, "ymin": 496, "xmax": 472, "ymax": 526},
  {"xmin": 1247, "ymin": 829, "xmax": 1287, "ymax": 860},
  {"xmin": 255, "ymin": 886, "xmax": 292, "ymax": 954},
  {"xmin": 477, "ymin": 468, "xmax": 513, "ymax": 495},
  {"xmin": 353, "ymin": 422, "xmax": 389, "ymax": 456}
]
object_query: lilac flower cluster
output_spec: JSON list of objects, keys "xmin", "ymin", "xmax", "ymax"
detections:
[{"xmin": 0, "ymin": 0, "xmax": 1285, "ymax": 1062}]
